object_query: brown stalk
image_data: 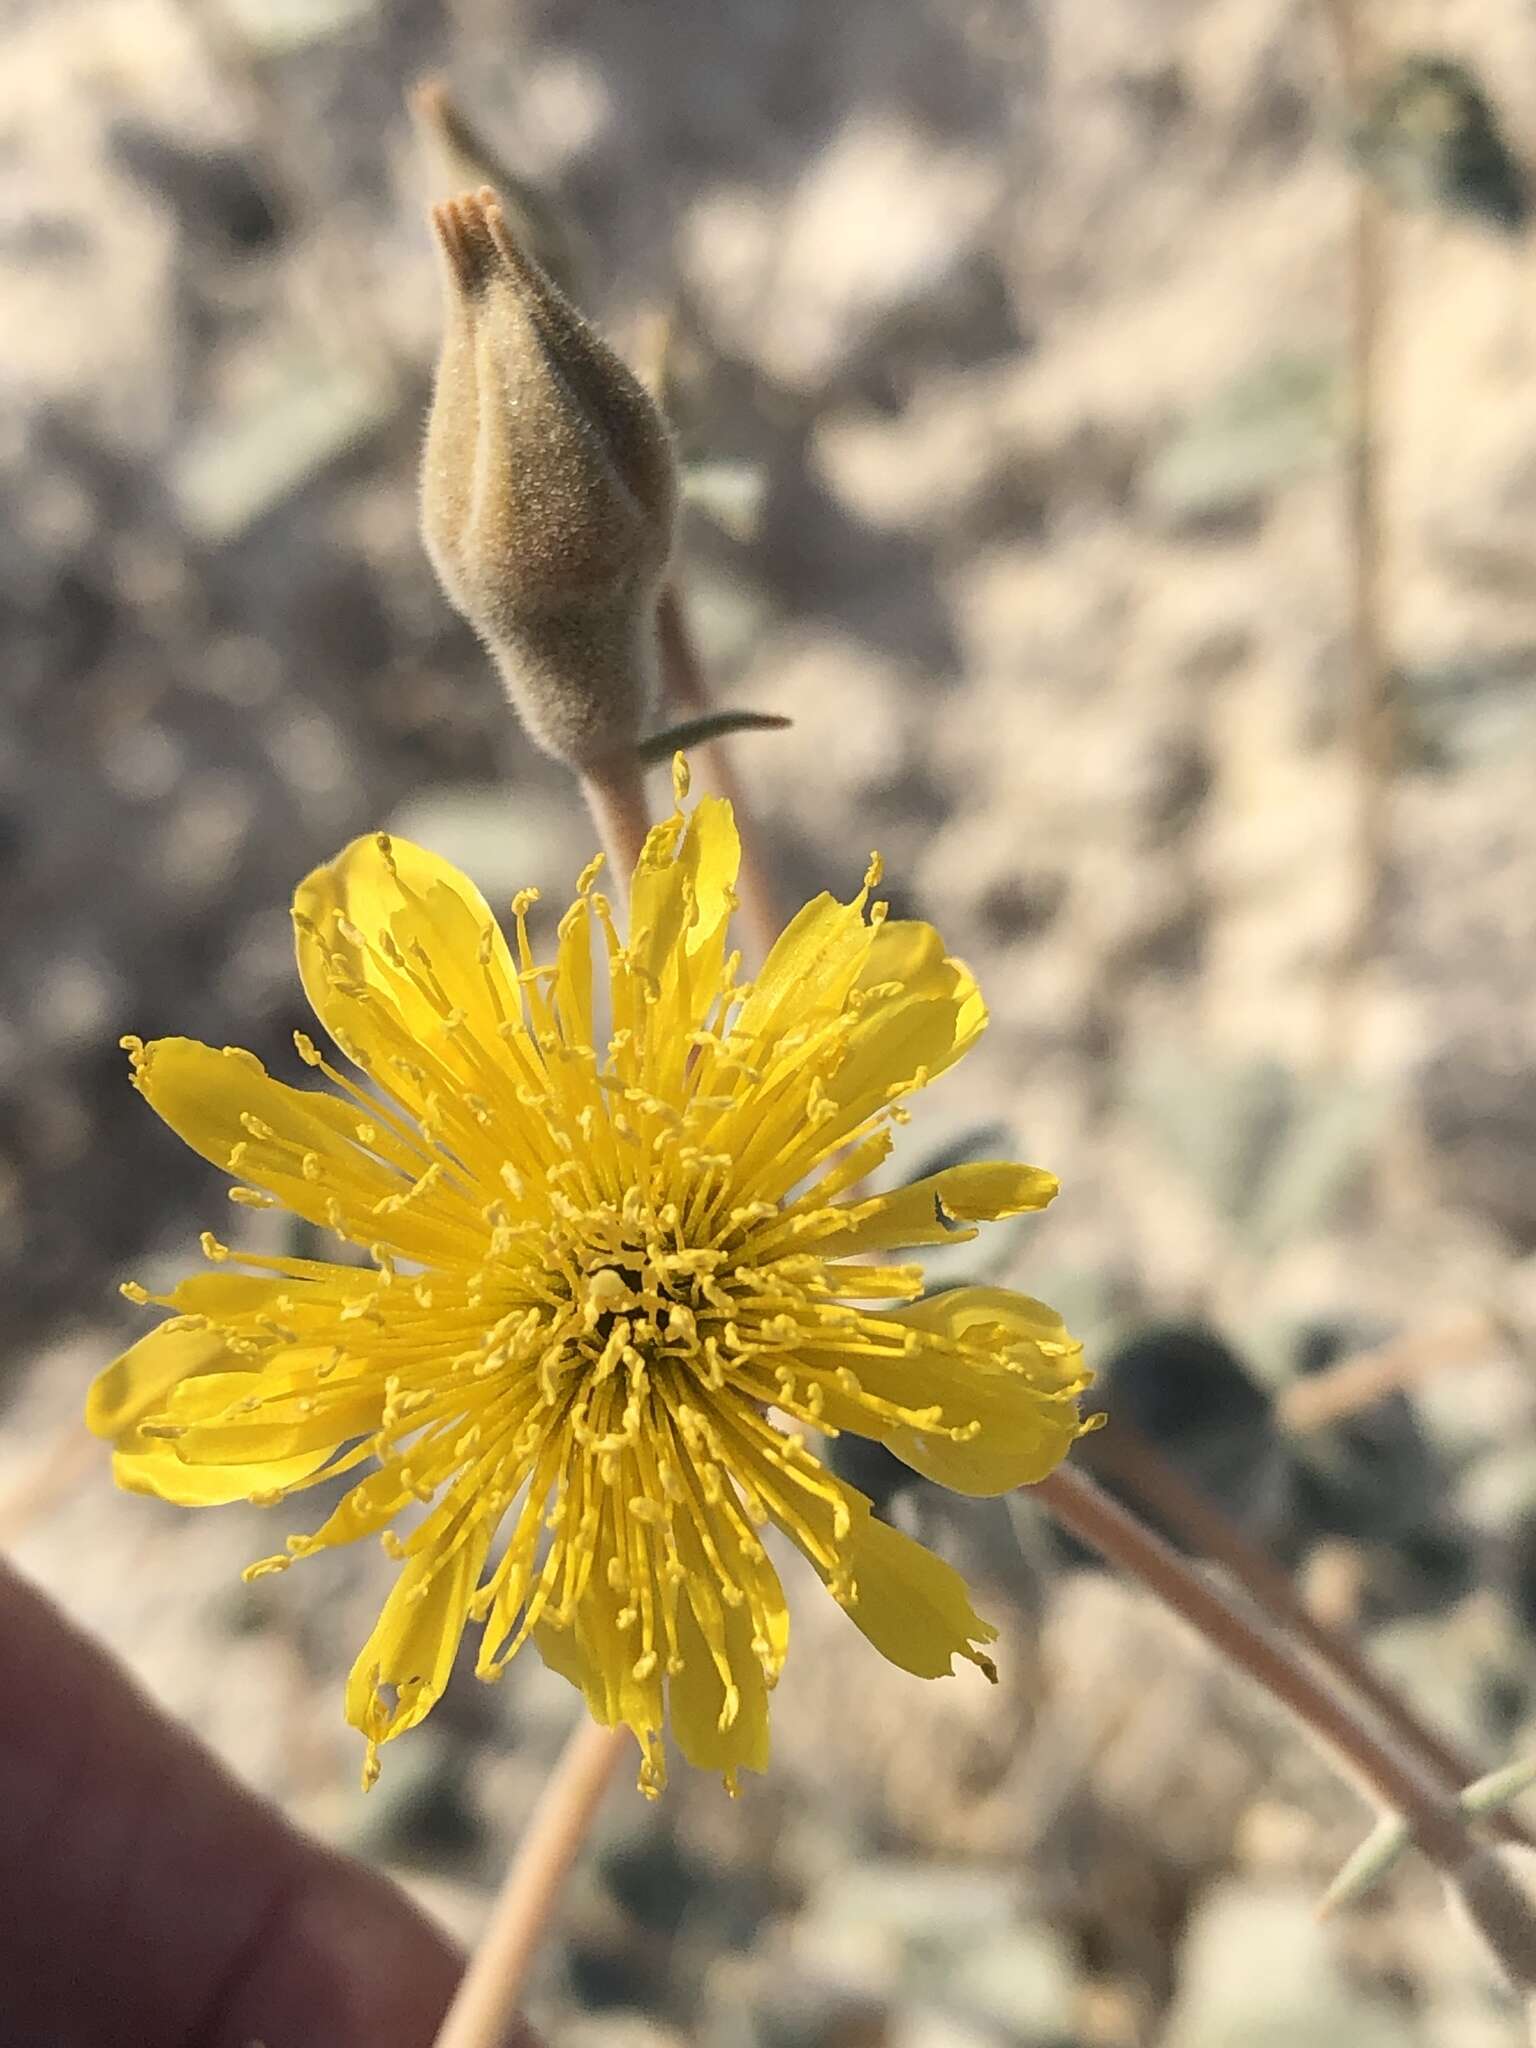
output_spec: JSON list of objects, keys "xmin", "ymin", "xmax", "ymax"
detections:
[
  {"xmin": 1035, "ymin": 1464, "xmax": 1478, "ymax": 1871},
  {"xmin": 1278, "ymin": 1312, "xmax": 1496, "ymax": 1435},
  {"xmin": 581, "ymin": 751, "xmax": 655, "ymax": 887},
  {"xmin": 429, "ymin": 1718, "xmax": 631, "ymax": 2048},
  {"xmin": 656, "ymin": 581, "xmax": 782, "ymax": 963},
  {"xmin": 1080, "ymin": 1419, "xmax": 1530, "ymax": 1848},
  {"xmin": 1318, "ymin": 0, "xmax": 1392, "ymax": 1053}
]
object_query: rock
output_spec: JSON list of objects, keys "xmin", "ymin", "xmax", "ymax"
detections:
[
  {"xmin": 1143, "ymin": 351, "xmax": 1337, "ymax": 530},
  {"xmin": 219, "ymin": 0, "xmax": 374, "ymax": 52},
  {"xmin": 385, "ymin": 782, "xmax": 593, "ymax": 908},
  {"xmin": 945, "ymin": 1924, "xmax": 1077, "ymax": 2041},
  {"xmin": 563, "ymin": 2023, "xmax": 690, "ymax": 2048},
  {"xmin": 809, "ymin": 1861, "xmax": 1020, "ymax": 1947},
  {"xmin": 701, "ymin": 1944, "xmax": 888, "ymax": 2048},
  {"xmin": 345, "ymin": 1731, "xmax": 485, "ymax": 1871},
  {"xmin": 168, "ymin": 356, "xmax": 396, "ymax": 542},
  {"xmin": 888, "ymin": 2009, "xmax": 1000, "ymax": 2048},
  {"xmin": 1162, "ymin": 1882, "xmax": 1406, "ymax": 2047},
  {"xmin": 681, "ymin": 114, "xmax": 1001, "ymax": 391}
]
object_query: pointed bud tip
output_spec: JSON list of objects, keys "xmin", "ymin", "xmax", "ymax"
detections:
[
  {"xmin": 428, "ymin": 186, "xmax": 508, "ymax": 298},
  {"xmin": 408, "ymin": 74, "xmax": 447, "ymax": 125},
  {"xmin": 420, "ymin": 176, "xmax": 678, "ymax": 770}
]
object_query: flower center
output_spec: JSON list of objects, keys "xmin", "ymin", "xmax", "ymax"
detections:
[{"xmin": 533, "ymin": 1196, "xmax": 733, "ymax": 1398}]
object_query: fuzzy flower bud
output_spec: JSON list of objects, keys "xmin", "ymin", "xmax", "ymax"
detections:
[
  {"xmin": 409, "ymin": 80, "xmax": 590, "ymax": 305},
  {"xmin": 421, "ymin": 186, "xmax": 677, "ymax": 770}
]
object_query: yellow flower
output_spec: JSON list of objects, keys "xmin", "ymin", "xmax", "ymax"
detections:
[{"xmin": 89, "ymin": 774, "xmax": 1090, "ymax": 1794}]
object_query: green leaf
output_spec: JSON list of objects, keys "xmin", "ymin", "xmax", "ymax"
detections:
[
  {"xmin": 1319, "ymin": 1757, "xmax": 1536, "ymax": 1916},
  {"xmin": 637, "ymin": 711, "xmax": 791, "ymax": 763},
  {"xmin": 1355, "ymin": 57, "xmax": 1529, "ymax": 233}
]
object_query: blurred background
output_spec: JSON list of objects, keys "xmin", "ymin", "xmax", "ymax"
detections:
[{"xmin": 8, "ymin": 0, "xmax": 1536, "ymax": 2041}]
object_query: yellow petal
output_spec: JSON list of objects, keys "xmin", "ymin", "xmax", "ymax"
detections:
[
  {"xmin": 627, "ymin": 796, "xmax": 740, "ymax": 1035},
  {"xmin": 296, "ymin": 832, "xmax": 522, "ymax": 1042},
  {"xmin": 112, "ymin": 1431, "xmax": 334, "ymax": 1506},
  {"xmin": 554, "ymin": 894, "xmax": 595, "ymax": 1048},
  {"xmin": 856, "ymin": 923, "xmax": 986, "ymax": 1062},
  {"xmin": 129, "ymin": 1037, "xmax": 465, "ymax": 1261},
  {"xmin": 293, "ymin": 834, "xmax": 547, "ymax": 1143},
  {"xmin": 850, "ymin": 1286, "xmax": 1087, "ymax": 1495},
  {"xmin": 810, "ymin": 1161, "xmax": 1058, "ymax": 1259},
  {"xmin": 753, "ymin": 1454, "xmax": 997, "ymax": 1683},
  {"xmin": 837, "ymin": 1506, "xmax": 998, "ymax": 1680},
  {"xmin": 735, "ymin": 892, "xmax": 875, "ymax": 1050},
  {"xmin": 681, "ymin": 795, "xmax": 740, "ymax": 958},
  {"xmin": 669, "ymin": 1583, "xmax": 771, "ymax": 1781},
  {"xmin": 801, "ymin": 984, "xmax": 982, "ymax": 1161},
  {"xmin": 285, "ymin": 1465, "xmax": 416, "ymax": 1556},
  {"xmin": 534, "ymin": 1610, "xmax": 605, "ymax": 1711},
  {"xmin": 854, "ymin": 918, "xmax": 948, "ymax": 995},
  {"xmin": 346, "ymin": 1525, "xmax": 492, "ymax": 1756},
  {"xmin": 536, "ymin": 1614, "xmax": 662, "ymax": 1789},
  {"xmin": 167, "ymin": 1374, "xmax": 382, "ymax": 1465},
  {"xmin": 630, "ymin": 796, "xmax": 738, "ymax": 951},
  {"xmin": 163, "ymin": 1268, "xmax": 371, "ymax": 1320},
  {"xmin": 534, "ymin": 1581, "xmax": 663, "ymax": 1750},
  {"xmin": 88, "ymin": 1317, "xmax": 255, "ymax": 1440}
]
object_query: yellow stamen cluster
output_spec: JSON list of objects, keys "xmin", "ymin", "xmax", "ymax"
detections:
[{"xmin": 90, "ymin": 771, "xmax": 1089, "ymax": 1793}]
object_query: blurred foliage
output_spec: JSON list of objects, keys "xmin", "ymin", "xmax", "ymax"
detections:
[
  {"xmin": 1143, "ymin": 351, "xmax": 1337, "ymax": 527},
  {"xmin": 1126, "ymin": 1055, "xmax": 1381, "ymax": 1255},
  {"xmin": 1395, "ymin": 649, "xmax": 1536, "ymax": 772},
  {"xmin": 1355, "ymin": 55, "xmax": 1529, "ymax": 233}
]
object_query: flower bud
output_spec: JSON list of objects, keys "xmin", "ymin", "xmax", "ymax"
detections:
[
  {"xmin": 408, "ymin": 78, "xmax": 590, "ymax": 305},
  {"xmin": 421, "ymin": 186, "xmax": 677, "ymax": 770}
]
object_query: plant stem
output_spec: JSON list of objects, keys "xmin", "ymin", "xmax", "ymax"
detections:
[
  {"xmin": 1318, "ymin": 0, "xmax": 1391, "ymax": 1052},
  {"xmin": 660, "ymin": 494, "xmax": 1478, "ymax": 1874},
  {"xmin": 433, "ymin": 744, "xmax": 657, "ymax": 2048},
  {"xmin": 1081, "ymin": 1420, "xmax": 1529, "ymax": 1847},
  {"xmin": 1277, "ymin": 1311, "xmax": 1494, "ymax": 1434},
  {"xmin": 581, "ymin": 751, "xmax": 653, "ymax": 891},
  {"xmin": 1034, "ymin": 1463, "xmax": 1475, "ymax": 1869},
  {"xmin": 656, "ymin": 581, "xmax": 781, "ymax": 962},
  {"xmin": 430, "ymin": 1718, "xmax": 632, "ymax": 2048}
]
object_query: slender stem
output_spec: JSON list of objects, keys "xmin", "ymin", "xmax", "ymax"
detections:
[
  {"xmin": 1450, "ymin": 1851, "xmax": 1536, "ymax": 2009},
  {"xmin": 430, "ymin": 752, "xmax": 656, "ymax": 2048},
  {"xmin": 1035, "ymin": 1464, "xmax": 1475, "ymax": 1869},
  {"xmin": 655, "ymin": 430, "xmax": 1473, "ymax": 1872},
  {"xmin": 0, "ymin": 1421, "xmax": 97, "ymax": 1546},
  {"xmin": 430, "ymin": 1718, "xmax": 632, "ymax": 2048},
  {"xmin": 1082, "ymin": 1421, "xmax": 1530, "ymax": 1848},
  {"xmin": 581, "ymin": 751, "xmax": 653, "ymax": 892},
  {"xmin": 1318, "ymin": 0, "xmax": 1391, "ymax": 1051},
  {"xmin": 656, "ymin": 581, "xmax": 781, "ymax": 963},
  {"xmin": 1278, "ymin": 1311, "xmax": 1494, "ymax": 1434}
]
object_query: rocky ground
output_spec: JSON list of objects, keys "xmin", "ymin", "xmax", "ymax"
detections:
[{"xmin": 8, "ymin": 0, "xmax": 1536, "ymax": 2041}]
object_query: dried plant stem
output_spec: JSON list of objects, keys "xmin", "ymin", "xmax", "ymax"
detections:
[
  {"xmin": 1450, "ymin": 1851, "xmax": 1536, "ymax": 2022},
  {"xmin": 1278, "ymin": 1311, "xmax": 1495, "ymax": 1434},
  {"xmin": 1035, "ymin": 1464, "xmax": 1477, "ymax": 1870},
  {"xmin": 665, "ymin": 572, "xmax": 1478, "ymax": 1866},
  {"xmin": 1083, "ymin": 1422, "xmax": 1529, "ymax": 1848},
  {"xmin": 657, "ymin": 582, "xmax": 781, "ymax": 962},
  {"xmin": 434, "ymin": 758, "xmax": 652, "ymax": 2048},
  {"xmin": 0, "ymin": 1420, "xmax": 97, "ymax": 1547},
  {"xmin": 430, "ymin": 1718, "xmax": 631, "ymax": 2048},
  {"xmin": 581, "ymin": 752, "xmax": 654, "ymax": 890},
  {"xmin": 1318, "ymin": 0, "xmax": 1391, "ymax": 1052}
]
